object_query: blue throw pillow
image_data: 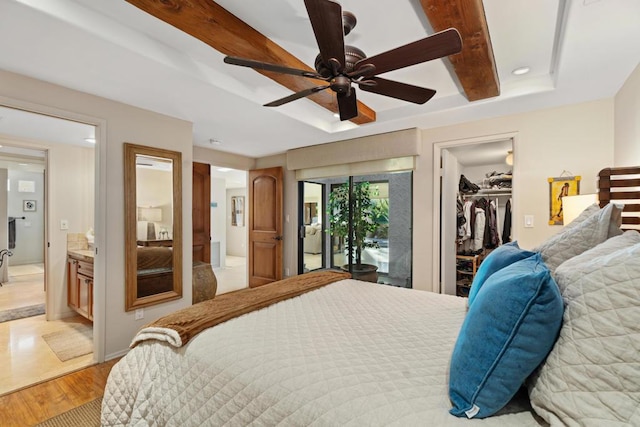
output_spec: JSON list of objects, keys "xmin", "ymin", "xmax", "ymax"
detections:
[
  {"xmin": 449, "ymin": 253, "xmax": 563, "ymax": 419},
  {"xmin": 467, "ymin": 241, "xmax": 536, "ymax": 306}
]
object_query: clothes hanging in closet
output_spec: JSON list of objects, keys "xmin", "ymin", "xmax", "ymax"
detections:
[
  {"xmin": 502, "ymin": 198, "xmax": 512, "ymax": 244},
  {"xmin": 457, "ymin": 196, "xmax": 506, "ymax": 254},
  {"xmin": 484, "ymin": 200, "xmax": 500, "ymax": 249}
]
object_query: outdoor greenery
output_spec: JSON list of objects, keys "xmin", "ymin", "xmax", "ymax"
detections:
[{"xmin": 327, "ymin": 181, "xmax": 389, "ymax": 266}]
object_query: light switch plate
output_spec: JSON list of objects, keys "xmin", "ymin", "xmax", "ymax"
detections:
[
  {"xmin": 60, "ymin": 219, "xmax": 69, "ymax": 230},
  {"xmin": 524, "ymin": 215, "xmax": 534, "ymax": 228},
  {"xmin": 135, "ymin": 308, "xmax": 144, "ymax": 320}
]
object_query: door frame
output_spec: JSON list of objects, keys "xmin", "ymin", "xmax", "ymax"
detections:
[
  {"xmin": 0, "ymin": 95, "xmax": 106, "ymax": 363},
  {"xmin": 431, "ymin": 132, "xmax": 519, "ymax": 294}
]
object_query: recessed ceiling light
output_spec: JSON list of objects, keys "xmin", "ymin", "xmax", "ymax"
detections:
[
  {"xmin": 84, "ymin": 137, "xmax": 96, "ymax": 143},
  {"xmin": 512, "ymin": 66, "xmax": 531, "ymax": 76},
  {"xmin": 19, "ymin": 163, "xmax": 28, "ymax": 166},
  {"xmin": 217, "ymin": 167, "xmax": 231, "ymax": 172}
]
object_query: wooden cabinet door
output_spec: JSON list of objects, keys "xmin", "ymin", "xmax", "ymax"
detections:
[
  {"xmin": 77, "ymin": 274, "xmax": 92, "ymax": 320},
  {"xmin": 248, "ymin": 167, "xmax": 283, "ymax": 287},
  {"xmin": 67, "ymin": 258, "xmax": 79, "ymax": 309}
]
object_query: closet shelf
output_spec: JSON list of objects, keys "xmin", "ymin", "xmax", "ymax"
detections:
[{"xmin": 468, "ymin": 189, "xmax": 512, "ymax": 197}]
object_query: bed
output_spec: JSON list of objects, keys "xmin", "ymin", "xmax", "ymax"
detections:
[{"xmin": 102, "ymin": 167, "xmax": 640, "ymax": 426}]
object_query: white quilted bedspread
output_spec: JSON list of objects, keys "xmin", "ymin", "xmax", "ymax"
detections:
[{"xmin": 102, "ymin": 279, "xmax": 543, "ymax": 426}]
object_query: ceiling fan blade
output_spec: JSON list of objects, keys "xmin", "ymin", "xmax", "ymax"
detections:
[
  {"xmin": 353, "ymin": 28, "xmax": 462, "ymax": 78},
  {"xmin": 264, "ymin": 85, "xmax": 329, "ymax": 107},
  {"xmin": 224, "ymin": 56, "xmax": 326, "ymax": 80},
  {"xmin": 304, "ymin": 0, "xmax": 346, "ymax": 72},
  {"xmin": 357, "ymin": 77, "xmax": 436, "ymax": 104},
  {"xmin": 337, "ymin": 88, "xmax": 358, "ymax": 121}
]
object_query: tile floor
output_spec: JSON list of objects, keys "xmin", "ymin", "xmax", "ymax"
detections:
[
  {"xmin": 214, "ymin": 255, "xmax": 248, "ymax": 294},
  {"xmin": 0, "ymin": 264, "xmax": 94, "ymax": 396}
]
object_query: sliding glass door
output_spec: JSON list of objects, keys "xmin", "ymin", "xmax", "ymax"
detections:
[{"xmin": 298, "ymin": 172, "xmax": 412, "ymax": 288}]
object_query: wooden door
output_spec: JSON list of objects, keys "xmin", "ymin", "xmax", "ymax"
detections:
[
  {"xmin": 192, "ymin": 162, "xmax": 211, "ymax": 263},
  {"xmin": 249, "ymin": 167, "xmax": 283, "ymax": 287}
]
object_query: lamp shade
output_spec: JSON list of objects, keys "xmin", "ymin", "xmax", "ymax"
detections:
[
  {"xmin": 562, "ymin": 194, "xmax": 598, "ymax": 225},
  {"xmin": 138, "ymin": 207, "xmax": 162, "ymax": 222}
]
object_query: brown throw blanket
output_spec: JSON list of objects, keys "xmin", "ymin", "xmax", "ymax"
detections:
[{"xmin": 131, "ymin": 270, "xmax": 351, "ymax": 348}]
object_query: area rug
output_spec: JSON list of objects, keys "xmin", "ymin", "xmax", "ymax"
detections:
[
  {"xmin": 42, "ymin": 323, "xmax": 93, "ymax": 362},
  {"xmin": 35, "ymin": 397, "xmax": 101, "ymax": 427},
  {"xmin": 0, "ymin": 303, "xmax": 45, "ymax": 323}
]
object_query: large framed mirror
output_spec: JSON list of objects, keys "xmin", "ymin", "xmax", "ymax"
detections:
[{"xmin": 124, "ymin": 143, "xmax": 182, "ymax": 311}]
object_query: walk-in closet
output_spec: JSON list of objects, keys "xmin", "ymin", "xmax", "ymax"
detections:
[{"xmin": 440, "ymin": 139, "xmax": 514, "ymax": 296}]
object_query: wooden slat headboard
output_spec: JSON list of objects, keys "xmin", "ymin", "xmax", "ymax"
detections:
[{"xmin": 598, "ymin": 166, "xmax": 640, "ymax": 231}]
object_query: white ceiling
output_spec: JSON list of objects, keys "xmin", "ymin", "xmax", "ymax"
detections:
[{"xmin": 0, "ymin": 0, "xmax": 638, "ymax": 159}]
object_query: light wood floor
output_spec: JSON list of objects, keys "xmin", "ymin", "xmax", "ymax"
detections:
[
  {"xmin": 0, "ymin": 358, "xmax": 119, "ymax": 427},
  {"xmin": 0, "ymin": 266, "xmax": 94, "ymax": 396}
]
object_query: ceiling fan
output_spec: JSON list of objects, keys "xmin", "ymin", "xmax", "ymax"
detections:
[{"xmin": 224, "ymin": 0, "xmax": 463, "ymax": 121}]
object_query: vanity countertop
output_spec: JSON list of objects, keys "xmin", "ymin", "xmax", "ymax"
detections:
[{"xmin": 68, "ymin": 249, "xmax": 94, "ymax": 262}]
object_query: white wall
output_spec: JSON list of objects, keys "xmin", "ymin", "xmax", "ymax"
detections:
[
  {"xmin": 211, "ymin": 177, "xmax": 226, "ymax": 267},
  {"xmin": 0, "ymin": 69, "xmax": 193, "ymax": 360},
  {"xmin": 614, "ymin": 64, "xmax": 640, "ymax": 166}
]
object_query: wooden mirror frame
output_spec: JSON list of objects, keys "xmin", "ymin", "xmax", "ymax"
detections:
[{"xmin": 124, "ymin": 143, "xmax": 183, "ymax": 311}]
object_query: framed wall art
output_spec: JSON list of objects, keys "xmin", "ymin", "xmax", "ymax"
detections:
[
  {"xmin": 548, "ymin": 176, "xmax": 581, "ymax": 225},
  {"xmin": 231, "ymin": 196, "xmax": 244, "ymax": 227}
]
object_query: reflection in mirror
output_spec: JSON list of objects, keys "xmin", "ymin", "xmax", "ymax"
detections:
[{"xmin": 125, "ymin": 143, "xmax": 182, "ymax": 311}]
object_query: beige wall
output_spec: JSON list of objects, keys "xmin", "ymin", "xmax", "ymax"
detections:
[
  {"xmin": 614, "ymin": 64, "xmax": 640, "ymax": 166},
  {"xmin": 48, "ymin": 144, "xmax": 95, "ymax": 319},
  {"xmin": 226, "ymin": 188, "xmax": 247, "ymax": 257},
  {"xmin": 415, "ymin": 99, "xmax": 614, "ymax": 290},
  {"xmin": 0, "ymin": 70, "xmax": 193, "ymax": 360}
]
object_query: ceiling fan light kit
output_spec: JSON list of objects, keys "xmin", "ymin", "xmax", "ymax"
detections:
[{"xmin": 223, "ymin": 0, "xmax": 463, "ymax": 121}]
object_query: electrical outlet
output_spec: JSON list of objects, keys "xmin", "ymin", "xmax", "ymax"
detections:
[
  {"xmin": 135, "ymin": 308, "xmax": 144, "ymax": 320},
  {"xmin": 60, "ymin": 219, "xmax": 69, "ymax": 230},
  {"xmin": 285, "ymin": 268, "xmax": 290, "ymax": 276}
]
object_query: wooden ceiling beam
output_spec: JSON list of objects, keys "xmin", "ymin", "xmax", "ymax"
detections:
[
  {"xmin": 125, "ymin": 0, "xmax": 375, "ymax": 125},
  {"xmin": 420, "ymin": 0, "xmax": 500, "ymax": 101}
]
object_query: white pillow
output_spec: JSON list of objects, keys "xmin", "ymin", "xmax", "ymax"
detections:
[
  {"xmin": 528, "ymin": 241, "xmax": 640, "ymax": 426},
  {"xmin": 534, "ymin": 203, "xmax": 623, "ymax": 274}
]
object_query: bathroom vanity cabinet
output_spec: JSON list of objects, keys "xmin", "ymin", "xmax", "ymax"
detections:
[{"xmin": 67, "ymin": 251, "xmax": 94, "ymax": 321}]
